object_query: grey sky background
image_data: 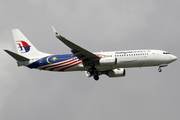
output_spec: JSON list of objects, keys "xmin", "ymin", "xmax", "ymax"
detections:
[{"xmin": 0, "ymin": 0, "xmax": 179, "ymax": 120}]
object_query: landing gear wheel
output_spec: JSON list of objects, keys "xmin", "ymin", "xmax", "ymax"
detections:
[
  {"xmin": 94, "ymin": 75, "xmax": 99, "ymax": 81},
  {"xmin": 158, "ymin": 68, "xmax": 162, "ymax": 72}
]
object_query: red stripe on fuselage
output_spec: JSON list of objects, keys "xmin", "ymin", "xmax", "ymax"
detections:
[
  {"xmin": 49, "ymin": 60, "xmax": 79, "ymax": 71},
  {"xmin": 41, "ymin": 58, "xmax": 77, "ymax": 70},
  {"xmin": 59, "ymin": 61, "xmax": 82, "ymax": 71}
]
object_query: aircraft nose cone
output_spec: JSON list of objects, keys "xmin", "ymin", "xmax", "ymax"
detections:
[
  {"xmin": 170, "ymin": 55, "xmax": 177, "ymax": 62},
  {"xmin": 174, "ymin": 56, "xmax": 177, "ymax": 61}
]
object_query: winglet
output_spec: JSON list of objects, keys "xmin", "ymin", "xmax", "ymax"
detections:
[{"xmin": 52, "ymin": 26, "xmax": 60, "ymax": 36}]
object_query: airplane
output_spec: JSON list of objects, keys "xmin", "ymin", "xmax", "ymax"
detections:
[{"xmin": 4, "ymin": 26, "xmax": 177, "ymax": 81}]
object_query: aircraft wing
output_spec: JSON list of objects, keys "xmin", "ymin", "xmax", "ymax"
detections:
[{"xmin": 52, "ymin": 26, "xmax": 100, "ymax": 66}]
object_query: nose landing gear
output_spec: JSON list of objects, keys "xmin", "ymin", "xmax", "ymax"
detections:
[
  {"xmin": 158, "ymin": 67, "xmax": 162, "ymax": 72},
  {"xmin": 158, "ymin": 64, "xmax": 168, "ymax": 72}
]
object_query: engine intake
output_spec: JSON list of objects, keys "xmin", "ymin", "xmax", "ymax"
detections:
[
  {"xmin": 99, "ymin": 57, "xmax": 117, "ymax": 66},
  {"xmin": 107, "ymin": 68, "xmax": 126, "ymax": 77}
]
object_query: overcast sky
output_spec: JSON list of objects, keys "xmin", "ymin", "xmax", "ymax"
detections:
[{"xmin": 0, "ymin": 0, "xmax": 179, "ymax": 120}]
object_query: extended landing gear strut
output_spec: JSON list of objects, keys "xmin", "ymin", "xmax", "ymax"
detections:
[
  {"xmin": 158, "ymin": 67, "xmax": 162, "ymax": 72},
  {"xmin": 88, "ymin": 68, "xmax": 95, "ymax": 75},
  {"xmin": 88, "ymin": 63, "xmax": 99, "ymax": 81},
  {"xmin": 88, "ymin": 68, "xmax": 99, "ymax": 81},
  {"xmin": 158, "ymin": 64, "xmax": 168, "ymax": 72}
]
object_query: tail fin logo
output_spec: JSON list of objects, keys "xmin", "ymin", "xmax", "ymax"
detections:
[{"xmin": 16, "ymin": 41, "xmax": 31, "ymax": 53}]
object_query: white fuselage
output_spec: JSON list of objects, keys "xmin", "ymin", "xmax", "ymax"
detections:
[{"xmin": 56, "ymin": 49, "xmax": 177, "ymax": 71}]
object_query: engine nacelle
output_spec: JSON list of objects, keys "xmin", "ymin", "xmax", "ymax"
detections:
[
  {"xmin": 99, "ymin": 57, "xmax": 117, "ymax": 66},
  {"xmin": 107, "ymin": 68, "xmax": 126, "ymax": 77}
]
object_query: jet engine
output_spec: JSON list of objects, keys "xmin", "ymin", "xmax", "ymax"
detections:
[
  {"xmin": 107, "ymin": 68, "xmax": 126, "ymax": 77},
  {"xmin": 99, "ymin": 57, "xmax": 117, "ymax": 66}
]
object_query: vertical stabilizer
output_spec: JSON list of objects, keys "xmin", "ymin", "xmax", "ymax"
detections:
[{"xmin": 12, "ymin": 29, "xmax": 49, "ymax": 58}]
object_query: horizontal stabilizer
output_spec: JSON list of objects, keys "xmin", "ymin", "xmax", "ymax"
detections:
[{"xmin": 4, "ymin": 50, "xmax": 29, "ymax": 61}]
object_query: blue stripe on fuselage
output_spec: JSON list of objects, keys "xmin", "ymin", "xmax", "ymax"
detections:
[{"xmin": 28, "ymin": 54, "xmax": 76, "ymax": 69}]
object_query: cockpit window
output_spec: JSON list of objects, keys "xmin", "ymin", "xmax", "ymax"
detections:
[{"xmin": 163, "ymin": 52, "xmax": 170, "ymax": 54}]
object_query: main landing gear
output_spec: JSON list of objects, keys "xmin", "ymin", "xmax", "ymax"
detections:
[
  {"xmin": 93, "ymin": 75, "xmax": 99, "ymax": 81},
  {"xmin": 88, "ymin": 64, "xmax": 99, "ymax": 81},
  {"xmin": 88, "ymin": 68, "xmax": 99, "ymax": 81}
]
